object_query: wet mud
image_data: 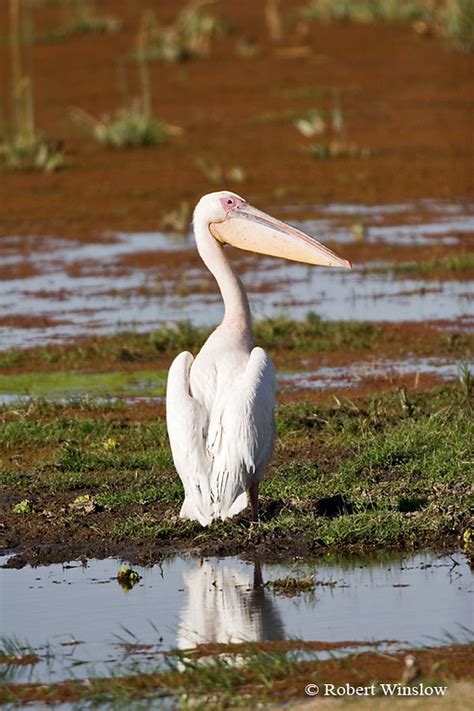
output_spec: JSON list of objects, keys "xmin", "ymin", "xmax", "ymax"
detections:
[
  {"xmin": 0, "ymin": 0, "xmax": 472, "ymax": 592},
  {"xmin": 0, "ymin": 1, "xmax": 473, "ymax": 239}
]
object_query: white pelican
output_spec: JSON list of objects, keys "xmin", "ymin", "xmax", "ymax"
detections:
[
  {"xmin": 177, "ymin": 560, "xmax": 284, "ymax": 650},
  {"xmin": 166, "ymin": 191, "xmax": 351, "ymax": 526}
]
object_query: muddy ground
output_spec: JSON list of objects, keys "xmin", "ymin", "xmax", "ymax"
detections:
[
  {"xmin": 1, "ymin": 379, "xmax": 472, "ymax": 568},
  {"xmin": 2, "ymin": 642, "xmax": 473, "ymax": 707},
  {"xmin": 0, "ymin": 0, "xmax": 473, "ymax": 240},
  {"xmin": 0, "ymin": 3, "xmax": 473, "ymax": 569}
]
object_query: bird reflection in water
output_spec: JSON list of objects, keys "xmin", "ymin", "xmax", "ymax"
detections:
[{"xmin": 177, "ymin": 559, "xmax": 284, "ymax": 649}]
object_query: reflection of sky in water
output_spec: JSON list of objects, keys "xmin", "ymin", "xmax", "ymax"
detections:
[
  {"xmin": 280, "ymin": 357, "xmax": 466, "ymax": 391},
  {"xmin": 1, "ymin": 200, "xmax": 472, "ymax": 350},
  {"xmin": 0, "ymin": 357, "xmax": 464, "ymax": 406},
  {"xmin": 1, "ymin": 552, "xmax": 471, "ymax": 684}
]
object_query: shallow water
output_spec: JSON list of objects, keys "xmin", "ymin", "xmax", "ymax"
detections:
[
  {"xmin": 279, "ymin": 357, "xmax": 466, "ymax": 391},
  {"xmin": 0, "ymin": 551, "xmax": 471, "ymax": 684},
  {"xmin": 0, "ymin": 355, "xmax": 465, "ymax": 406},
  {"xmin": 0, "ymin": 200, "xmax": 472, "ymax": 350}
]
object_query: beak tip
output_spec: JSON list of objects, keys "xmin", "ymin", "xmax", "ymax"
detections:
[{"xmin": 331, "ymin": 258, "xmax": 352, "ymax": 269}]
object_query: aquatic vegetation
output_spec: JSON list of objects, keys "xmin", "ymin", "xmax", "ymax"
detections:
[
  {"xmin": 0, "ymin": 133, "xmax": 65, "ymax": 172},
  {"xmin": 308, "ymin": 141, "xmax": 370, "ymax": 159},
  {"xmin": 369, "ymin": 252, "xmax": 474, "ymax": 277},
  {"xmin": 195, "ymin": 158, "xmax": 246, "ymax": 184},
  {"xmin": 161, "ymin": 201, "xmax": 191, "ymax": 233},
  {"xmin": 0, "ymin": 636, "xmax": 38, "ymax": 666},
  {"xmin": 441, "ymin": 0, "xmax": 474, "ymax": 52},
  {"xmin": 117, "ymin": 564, "xmax": 142, "ymax": 591},
  {"xmin": 298, "ymin": 0, "xmax": 474, "ymax": 52},
  {"xmin": 1, "ymin": 0, "xmax": 66, "ymax": 172},
  {"xmin": 268, "ymin": 574, "xmax": 316, "ymax": 596},
  {"xmin": 71, "ymin": 20, "xmax": 175, "ymax": 149},
  {"xmin": 298, "ymin": 0, "xmax": 428, "ymax": 23},
  {"xmin": 0, "ymin": 641, "xmax": 472, "ymax": 707},
  {"xmin": 34, "ymin": 0, "xmax": 121, "ymax": 41},
  {"xmin": 72, "ymin": 101, "xmax": 169, "ymax": 149},
  {"xmin": 1, "ymin": 316, "xmax": 470, "ymax": 373},
  {"xmin": 298, "ymin": 92, "xmax": 370, "ymax": 159},
  {"xmin": 135, "ymin": 1, "xmax": 226, "ymax": 64}
]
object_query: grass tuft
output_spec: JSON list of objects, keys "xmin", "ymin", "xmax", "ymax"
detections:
[
  {"xmin": 1, "ymin": 384, "xmax": 470, "ymax": 554},
  {"xmin": 299, "ymin": 0, "xmax": 474, "ymax": 53},
  {"xmin": 268, "ymin": 574, "xmax": 315, "ymax": 596},
  {"xmin": 136, "ymin": 1, "xmax": 226, "ymax": 64},
  {"xmin": 71, "ymin": 101, "xmax": 169, "ymax": 149},
  {"xmin": 35, "ymin": 1, "xmax": 121, "ymax": 42}
]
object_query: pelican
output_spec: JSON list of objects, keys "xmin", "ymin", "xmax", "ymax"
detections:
[{"xmin": 166, "ymin": 191, "xmax": 351, "ymax": 526}]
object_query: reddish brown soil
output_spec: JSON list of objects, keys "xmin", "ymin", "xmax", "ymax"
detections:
[
  {"xmin": 0, "ymin": 314, "xmax": 73, "ymax": 329},
  {"xmin": 278, "ymin": 372, "xmax": 454, "ymax": 405},
  {"xmin": 0, "ymin": 1, "xmax": 473, "ymax": 242},
  {"xmin": 2, "ymin": 643, "xmax": 472, "ymax": 706},
  {"xmin": 2, "ymin": 319, "xmax": 471, "ymax": 376},
  {"xmin": 0, "ymin": 3, "xmax": 472, "ymax": 571}
]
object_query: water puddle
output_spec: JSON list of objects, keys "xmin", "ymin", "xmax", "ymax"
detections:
[
  {"xmin": 0, "ymin": 369, "xmax": 167, "ymax": 405},
  {"xmin": 1, "ymin": 551, "xmax": 471, "ymax": 684},
  {"xmin": 289, "ymin": 198, "xmax": 474, "ymax": 246},
  {"xmin": 0, "ymin": 200, "xmax": 472, "ymax": 350},
  {"xmin": 0, "ymin": 357, "xmax": 467, "ymax": 406},
  {"xmin": 280, "ymin": 357, "xmax": 466, "ymax": 392}
]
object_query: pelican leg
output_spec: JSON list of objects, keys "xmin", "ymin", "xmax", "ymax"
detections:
[
  {"xmin": 249, "ymin": 480, "xmax": 259, "ymax": 522},
  {"xmin": 253, "ymin": 561, "xmax": 264, "ymax": 588}
]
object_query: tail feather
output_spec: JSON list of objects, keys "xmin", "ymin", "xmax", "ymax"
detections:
[
  {"xmin": 180, "ymin": 496, "xmax": 212, "ymax": 527},
  {"xmin": 225, "ymin": 491, "xmax": 248, "ymax": 519},
  {"xmin": 210, "ymin": 468, "xmax": 248, "ymax": 521}
]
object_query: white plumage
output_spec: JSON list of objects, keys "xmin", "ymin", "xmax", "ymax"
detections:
[
  {"xmin": 166, "ymin": 191, "xmax": 350, "ymax": 526},
  {"xmin": 167, "ymin": 343, "xmax": 275, "ymax": 525}
]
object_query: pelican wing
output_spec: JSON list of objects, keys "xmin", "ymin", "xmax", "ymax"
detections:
[
  {"xmin": 207, "ymin": 347, "xmax": 276, "ymax": 520},
  {"xmin": 166, "ymin": 351, "xmax": 213, "ymax": 525}
]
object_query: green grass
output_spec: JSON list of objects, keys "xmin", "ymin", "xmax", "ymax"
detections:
[
  {"xmin": 298, "ymin": 0, "xmax": 474, "ymax": 53},
  {"xmin": 71, "ymin": 102, "xmax": 169, "ymax": 149},
  {"xmin": 0, "ymin": 133, "xmax": 65, "ymax": 172},
  {"xmin": 364, "ymin": 252, "xmax": 474, "ymax": 278},
  {"xmin": 1, "ymin": 0, "xmax": 66, "ymax": 173},
  {"xmin": 34, "ymin": 1, "xmax": 121, "ymax": 42},
  {"xmin": 391, "ymin": 253, "xmax": 474, "ymax": 277},
  {"xmin": 442, "ymin": 0, "xmax": 474, "ymax": 53},
  {"xmin": 268, "ymin": 574, "xmax": 316, "ymax": 596},
  {"xmin": 298, "ymin": 0, "xmax": 428, "ymax": 23},
  {"xmin": 1, "ymin": 638, "xmax": 473, "ymax": 708},
  {"xmin": 0, "ymin": 368, "xmax": 167, "ymax": 399},
  {"xmin": 135, "ymin": 2, "xmax": 226, "ymax": 64},
  {"xmin": 0, "ymin": 315, "xmax": 383, "ymax": 372},
  {"xmin": 1, "ymin": 383, "xmax": 471, "ymax": 553}
]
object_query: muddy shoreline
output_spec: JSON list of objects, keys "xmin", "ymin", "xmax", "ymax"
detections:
[
  {"xmin": 1, "ymin": 380, "xmax": 471, "ymax": 569},
  {"xmin": 1, "ymin": 535, "xmax": 465, "ymax": 571},
  {"xmin": 1, "ymin": 2, "xmax": 473, "ymax": 240}
]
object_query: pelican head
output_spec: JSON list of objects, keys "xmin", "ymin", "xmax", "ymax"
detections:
[{"xmin": 194, "ymin": 190, "xmax": 351, "ymax": 269}]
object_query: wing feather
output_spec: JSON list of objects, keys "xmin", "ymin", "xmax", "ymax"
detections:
[
  {"xmin": 166, "ymin": 351, "xmax": 213, "ymax": 525},
  {"xmin": 207, "ymin": 347, "xmax": 276, "ymax": 520}
]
